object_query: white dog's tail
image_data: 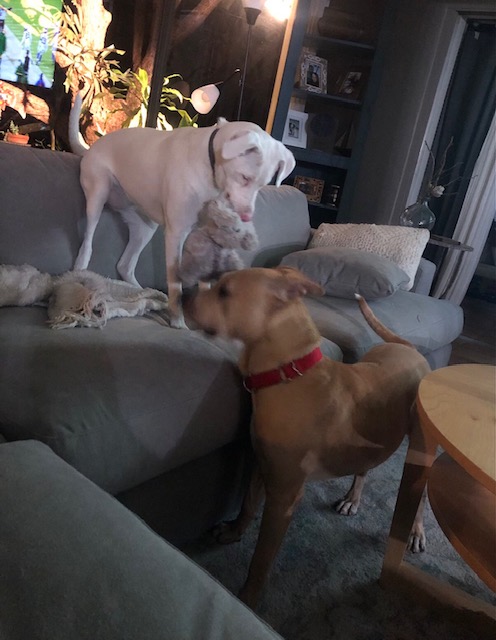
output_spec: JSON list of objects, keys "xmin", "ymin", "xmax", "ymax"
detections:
[
  {"xmin": 68, "ymin": 93, "xmax": 90, "ymax": 156},
  {"xmin": 355, "ymin": 294, "xmax": 414, "ymax": 348}
]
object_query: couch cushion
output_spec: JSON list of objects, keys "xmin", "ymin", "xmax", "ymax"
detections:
[
  {"xmin": 0, "ymin": 440, "xmax": 282, "ymax": 640},
  {"xmin": 280, "ymin": 247, "xmax": 410, "ymax": 299},
  {"xmin": 304, "ymin": 290, "xmax": 463, "ymax": 363},
  {"xmin": 0, "ymin": 145, "xmax": 310, "ymax": 291},
  {"xmin": 319, "ymin": 336, "xmax": 343, "ymax": 362},
  {"xmin": 0, "ymin": 307, "xmax": 342, "ymax": 494},
  {"xmin": 309, "ymin": 223, "xmax": 430, "ymax": 291},
  {"xmin": 0, "ymin": 307, "xmax": 250, "ymax": 494},
  {"xmin": 0, "ymin": 143, "xmax": 159, "ymax": 283},
  {"xmin": 0, "ymin": 144, "xmax": 85, "ymax": 275},
  {"xmin": 240, "ymin": 185, "xmax": 311, "ymax": 267}
]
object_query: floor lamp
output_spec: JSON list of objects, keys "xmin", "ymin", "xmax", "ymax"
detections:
[
  {"xmin": 237, "ymin": 0, "xmax": 266, "ymax": 121},
  {"xmin": 190, "ymin": 69, "xmax": 241, "ymax": 115}
]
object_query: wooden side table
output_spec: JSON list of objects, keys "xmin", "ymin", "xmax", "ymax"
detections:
[
  {"xmin": 380, "ymin": 364, "xmax": 496, "ymax": 633},
  {"xmin": 428, "ymin": 234, "xmax": 474, "ymax": 252}
]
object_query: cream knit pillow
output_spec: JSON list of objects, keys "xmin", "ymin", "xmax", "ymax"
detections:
[{"xmin": 309, "ymin": 224, "xmax": 430, "ymax": 290}]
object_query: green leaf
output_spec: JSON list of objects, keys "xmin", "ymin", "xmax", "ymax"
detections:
[{"xmin": 162, "ymin": 88, "xmax": 185, "ymax": 103}]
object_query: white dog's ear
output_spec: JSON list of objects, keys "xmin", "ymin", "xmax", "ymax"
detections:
[
  {"xmin": 274, "ymin": 146, "xmax": 296, "ymax": 186},
  {"xmin": 217, "ymin": 117, "xmax": 229, "ymax": 127},
  {"xmin": 221, "ymin": 131, "xmax": 261, "ymax": 160}
]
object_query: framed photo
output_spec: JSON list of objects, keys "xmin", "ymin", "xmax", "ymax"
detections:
[
  {"xmin": 282, "ymin": 110, "xmax": 308, "ymax": 148},
  {"xmin": 300, "ymin": 54, "xmax": 327, "ymax": 94},
  {"xmin": 293, "ymin": 176, "xmax": 325, "ymax": 204},
  {"xmin": 335, "ymin": 69, "xmax": 366, "ymax": 101}
]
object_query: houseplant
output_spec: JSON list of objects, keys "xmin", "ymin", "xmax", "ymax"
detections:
[
  {"xmin": 112, "ymin": 69, "xmax": 198, "ymax": 131},
  {"xmin": 3, "ymin": 122, "xmax": 30, "ymax": 145}
]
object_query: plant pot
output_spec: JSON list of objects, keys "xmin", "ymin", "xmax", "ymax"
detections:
[{"xmin": 4, "ymin": 132, "xmax": 30, "ymax": 145}]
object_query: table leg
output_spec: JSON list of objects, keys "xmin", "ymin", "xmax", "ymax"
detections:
[
  {"xmin": 381, "ymin": 420, "xmax": 437, "ymax": 580},
  {"xmin": 380, "ymin": 423, "xmax": 496, "ymax": 634}
]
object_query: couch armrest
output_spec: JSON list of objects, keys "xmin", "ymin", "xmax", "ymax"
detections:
[
  {"xmin": 0, "ymin": 440, "xmax": 282, "ymax": 640},
  {"xmin": 412, "ymin": 257, "xmax": 436, "ymax": 295}
]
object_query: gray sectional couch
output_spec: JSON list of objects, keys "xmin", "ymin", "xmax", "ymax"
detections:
[
  {"xmin": 0, "ymin": 440, "xmax": 283, "ymax": 640},
  {"xmin": 0, "ymin": 142, "xmax": 463, "ymax": 639}
]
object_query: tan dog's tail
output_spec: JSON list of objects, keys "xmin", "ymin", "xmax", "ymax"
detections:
[{"xmin": 355, "ymin": 294, "xmax": 414, "ymax": 347}]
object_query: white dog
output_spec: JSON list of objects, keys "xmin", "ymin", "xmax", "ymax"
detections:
[{"xmin": 69, "ymin": 96, "xmax": 295, "ymax": 327}]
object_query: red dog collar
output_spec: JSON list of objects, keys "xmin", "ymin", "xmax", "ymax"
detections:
[{"xmin": 243, "ymin": 347, "xmax": 323, "ymax": 393}]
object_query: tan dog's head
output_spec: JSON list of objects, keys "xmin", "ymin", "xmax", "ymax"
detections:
[
  {"xmin": 214, "ymin": 120, "xmax": 295, "ymax": 222},
  {"xmin": 186, "ymin": 267, "xmax": 324, "ymax": 343}
]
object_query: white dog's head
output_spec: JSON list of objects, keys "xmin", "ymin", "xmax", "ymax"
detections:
[{"xmin": 214, "ymin": 119, "xmax": 295, "ymax": 222}]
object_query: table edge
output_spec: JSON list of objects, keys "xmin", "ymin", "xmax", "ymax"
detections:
[{"xmin": 417, "ymin": 400, "xmax": 496, "ymax": 495}]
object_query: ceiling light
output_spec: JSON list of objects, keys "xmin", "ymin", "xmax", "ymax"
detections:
[{"xmin": 265, "ymin": 0, "xmax": 293, "ymax": 21}]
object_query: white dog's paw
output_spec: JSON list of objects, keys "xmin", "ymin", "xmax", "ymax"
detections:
[
  {"xmin": 142, "ymin": 288, "xmax": 168, "ymax": 302},
  {"xmin": 170, "ymin": 315, "xmax": 188, "ymax": 330},
  {"xmin": 334, "ymin": 498, "xmax": 359, "ymax": 516},
  {"xmin": 117, "ymin": 268, "xmax": 141, "ymax": 288},
  {"xmin": 211, "ymin": 521, "xmax": 243, "ymax": 545},
  {"xmin": 408, "ymin": 529, "xmax": 426, "ymax": 553},
  {"xmin": 145, "ymin": 299, "xmax": 169, "ymax": 312}
]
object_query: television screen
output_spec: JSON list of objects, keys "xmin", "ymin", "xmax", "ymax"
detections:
[{"xmin": 0, "ymin": 1, "xmax": 63, "ymax": 89}]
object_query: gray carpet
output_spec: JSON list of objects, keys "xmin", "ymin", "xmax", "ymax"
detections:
[{"xmin": 184, "ymin": 440, "xmax": 495, "ymax": 640}]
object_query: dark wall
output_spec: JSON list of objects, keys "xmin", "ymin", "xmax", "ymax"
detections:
[
  {"xmin": 105, "ymin": 0, "xmax": 135, "ymax": 72},
  {"xmin": 166, "ymin": 1, "xmax": 286, "ymax": 127},
  {"xmin": 101, "ymin": 1, "xmax": 286, "ymax": 128}
]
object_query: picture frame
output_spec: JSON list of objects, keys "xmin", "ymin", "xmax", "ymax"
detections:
[
  {"xmin": 300, "ymin": 54, "xmax": 328, "ymax": 94},
  {"xmin": 282, "ymin": 110, "xmax": 308, "ymax": 148},
  {"xmin": 335, "ymin": 68, "xmax": 366, "ymax": 101},
  {"xmin": 293, "ymin": 176, "xmax": 325, "ymax": 204}
]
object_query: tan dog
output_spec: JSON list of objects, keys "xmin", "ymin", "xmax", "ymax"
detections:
[{"xmin": 186, "ymin": 266, "xmax": 431, "ymax": 608}]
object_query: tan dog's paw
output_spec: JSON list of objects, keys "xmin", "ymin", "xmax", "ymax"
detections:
[
  {"xmin": 408, "ymin": 527, "xmax": 426, "ymax": 553},
  {"xmin": 211, "ymin": 521, "xmax": 243, "ymax": 544},
  {"xmin": 238, "ymin": 583, "xmax": 259, "ymax": 610},
  {"xmin": 333, "ymin": 498, "xmax": 360, "ymax": 516}
]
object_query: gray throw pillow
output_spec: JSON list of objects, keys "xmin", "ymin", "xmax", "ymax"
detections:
[{"xmin": 280, "ymin": 246, "xmax": 410, "ymax": 299}]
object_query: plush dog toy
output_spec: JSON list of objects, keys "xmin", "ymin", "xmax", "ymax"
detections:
[{"xmin": 178, "ymin": 197, "xmax": 259, "ymax": 288}]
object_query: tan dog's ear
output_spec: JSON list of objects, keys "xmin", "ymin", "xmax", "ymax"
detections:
[
  {"xmin": 273, "ymin": 267, "xmax": 325, "ymax": 300},
  {"xmin": 221, "ymin": 131, "xmax": 261, "ymax": 160}
]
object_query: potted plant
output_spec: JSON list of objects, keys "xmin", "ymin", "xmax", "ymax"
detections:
[{"xmin": 3, "ymin": 122, "xmax": 30, "ymax": 145}]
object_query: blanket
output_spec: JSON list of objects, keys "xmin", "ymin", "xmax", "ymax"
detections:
[{"xmin": 0, "ymin": 264, "xmax": 169, "ymax": 329}]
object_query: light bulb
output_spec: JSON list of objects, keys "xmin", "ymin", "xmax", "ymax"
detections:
[{"xmin": 265, "ymin": 0, "xmax": 292, "ymax": 21}]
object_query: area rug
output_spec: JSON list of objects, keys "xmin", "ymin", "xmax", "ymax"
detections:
[{"xmin": 184, "ymin": 440, "xmax": 495, "ymax": 640}]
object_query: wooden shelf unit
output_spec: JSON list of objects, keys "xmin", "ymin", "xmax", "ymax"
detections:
[{"xmin": 268, "ymin": 0, "xmax": 389, "ymax": 228}]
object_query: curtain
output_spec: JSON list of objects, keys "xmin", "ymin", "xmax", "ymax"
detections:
[
  {"xmin": 432, "ymin": 112, "xmax": 496, "ymax": 303},
  {"xmin": 424, "ymin": 21, "xmax": 496, "ymax": 276}
]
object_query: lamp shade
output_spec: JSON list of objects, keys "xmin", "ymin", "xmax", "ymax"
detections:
[
  {"xmin": 190, "ymin": 84, "xmax": 221, "ymax": 115},
  {"xmin": 242, "ymin": 0, "xmax": 266, "ymax": 25},
  {"xmin": 242, "ymin": 0, "xmax": 265, "ymax": 9}
]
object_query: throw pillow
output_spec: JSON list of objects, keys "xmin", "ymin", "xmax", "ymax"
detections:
[
  {"xmin": 308, "ymin": 224, "xmax": 430, "ymax": 290},
  {"xmin": 280, "ymin": 247, "xmax": 410, "ymax": 299}
]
